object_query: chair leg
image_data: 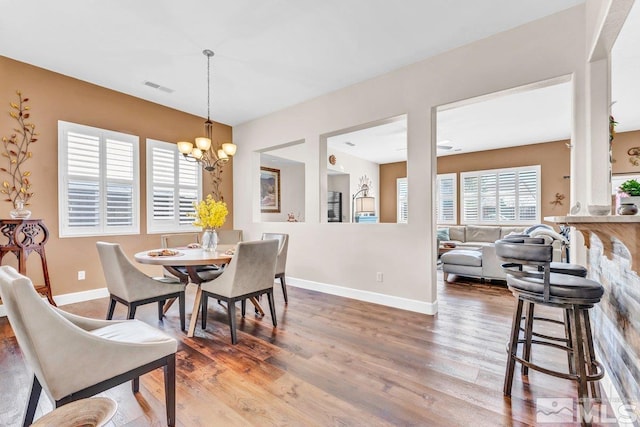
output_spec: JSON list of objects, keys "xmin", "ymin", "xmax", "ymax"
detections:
[
  {"xmin": 106, "ymin": 297, "xmax": 117, "ymax": 320},
  {"xmin": 570, "ymin": 306, "xmax": 589, "ymax": 402},
  {"xmin": 201, "ymin": 293, "xmax": 208, "ymax": 330},
  {"xmin": 582, "ymin": 308, "xmax": 601, "ymax": 400},
  {"xmin": 521, "ymin": 302, "xmax": 535, "ymax": 375},
  {"xmin": 241, "ymin": 299, "xmax": 246, "ymax": 317},
  {"xmin": 127, "ymin": 304, "xmax": 137, "ymax": 320},
  {"xmin": 164, "ymin": 354, "xmax": 176, "ymax": 427},
  {"xmin": 158, "ymin": 300, "xmax": 164, "ymax": 321},
  {"xmin": 504, "ymin": 297, "xmax": 524, "ymax": 396},
  {"xmin": 228, "ymin": 301, "xmax": 238, "ymax": 344},
  {"xmin": 564, "ymin": 308, "xmax": 575, "ymax": 375},
  {"xmin": 22, "ymin": 375, "xmax": 42, "ymax": 427},
  {"xmin": 280, "ymin": 276, "xmax": 288, "ymax": 304},
  {"xmin": 132, "ymin": 377, "xmax": 139, "ymax": 393},
  {"xmin": 179, "ymin": 292, "xmax": 186, "ymax": 331},
  {"xmin": 267, "ymin": 290, "xmax": 277, "ymax": 327}
]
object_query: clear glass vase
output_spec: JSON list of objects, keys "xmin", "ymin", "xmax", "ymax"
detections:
[
  {"xmin": 10, "ymin": 200, "xmax": 31, "ymax": 219},
  {"xmin": 201, "ymin": 228, "xmax": 218, "ymax": 252}
]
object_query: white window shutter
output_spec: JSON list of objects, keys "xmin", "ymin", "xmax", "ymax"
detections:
[
  {"xmin": 397, "ymin": 177, "xmax": 408, "ymax": 224},
  {"xmin": 436, "ymin": 173, "xmax": 457, "ymax": 224}
]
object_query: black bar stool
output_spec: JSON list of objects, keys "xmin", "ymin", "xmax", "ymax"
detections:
[{"xmin": 495, "ymin": 238, "xmax": 604, "ymax": 408}]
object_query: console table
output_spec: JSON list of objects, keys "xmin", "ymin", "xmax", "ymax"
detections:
[{"xmin": 0, "ymin": 219, "xmax": 55, "ymax": 305}]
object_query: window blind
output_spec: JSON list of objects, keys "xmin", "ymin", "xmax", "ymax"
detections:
[
  {"xmin": 436, "ymin": 173, "xmax": 457, "ymax": 224},
  {"xmin": 397, "ymin": 177, "xmax": 408, "ymax": 224}
]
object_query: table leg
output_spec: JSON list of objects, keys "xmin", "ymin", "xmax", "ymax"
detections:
[
  {"xmin": 163, "ymin": 298, "xmax": 177, "ymax": 314},
  {"xmin": 249, "ymin": 297, "xmax": 265, "ymax": 316},
  {"xmin": 187, "ymin": 286, "xmax": 203, "ymax": 338}
]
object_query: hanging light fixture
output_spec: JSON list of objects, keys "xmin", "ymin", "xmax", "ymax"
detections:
[{"xmin": 177, "ymin": 49, "xmax": 237, "ymax": 171}]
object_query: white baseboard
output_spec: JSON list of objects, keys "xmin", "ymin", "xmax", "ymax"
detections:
[
  {"xmin": 287, "ymin": 277, "xmax": 438, "ymax": 315},
  {"xmin": 0, "ymin": 287, "xmax": 109, "ymax": 317}
]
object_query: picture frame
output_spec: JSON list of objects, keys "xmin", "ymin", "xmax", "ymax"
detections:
[{"xmin": 260, "ymin": 166, "xmax": 281, "ymax": 213}]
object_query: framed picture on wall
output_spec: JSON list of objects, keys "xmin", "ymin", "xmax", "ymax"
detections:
[{"xmin": 260, "ymin": 167, "xmax": 281, "ymax": 213}]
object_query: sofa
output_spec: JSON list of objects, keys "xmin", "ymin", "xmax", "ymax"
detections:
[{"xmin": 438, "ymin": 224, "xmax": 565, "ymax": 282}]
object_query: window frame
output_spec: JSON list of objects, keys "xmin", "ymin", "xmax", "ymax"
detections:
[
  {"xmin": 436, "ymin": 173, "xmax": 457, "ymax": 225},
  {"xmin": 146, "ymin": 138, "xmax": 202, "ymax": 234},
  {"xmin": 58, "ymin": 120, "xmax": 140, "ymax": 238},
  {"xmin": 460, "ymin": 165, "xmax": 541, "ymax": 225}
]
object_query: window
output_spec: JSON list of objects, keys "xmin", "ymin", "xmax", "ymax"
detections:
[
  {"xmin": 436, "ymin": 173, "xmax": 457, "ymax": 224},
  {"xmin": 58, "ymin": 121, "xmax": 139, "ymax": 237},
  {"xmin": 146, "ymin": 139, "xmax": 202, "ymax": 233},
  {"xmin": 461, "ymin": 166, "xmax": 540, "ymax": 224},
  {"xmin": 397, "ymin": 177, "xmax": 408, "ymax": 223}
]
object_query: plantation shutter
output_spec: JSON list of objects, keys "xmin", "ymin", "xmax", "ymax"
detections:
[
  {"xmin": 146, "ymin": 139, "xmax": 201, "ymax": 233},
  {"xmin": 436, "ymin": 174, "xmax": 456, "ymax": 224},
  {"xmin": 397, "ymin": 177, "xmax": 408, "ymax": 224},
  {"xmin": 58, "ymin": 121, "xmax": 139, "ymax": 237}
]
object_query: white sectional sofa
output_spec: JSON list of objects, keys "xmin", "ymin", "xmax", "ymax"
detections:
[{"xmin": 438, "ymin": 224, "xmax": 565, "ymax": 282}]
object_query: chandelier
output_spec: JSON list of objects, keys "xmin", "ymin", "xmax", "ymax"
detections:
[{"xmin": 177, "ymin": 49, "xmax": 236, "ymax": 171}]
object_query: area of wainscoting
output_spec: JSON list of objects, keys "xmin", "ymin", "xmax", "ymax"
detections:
[{"xmin": 588, "ymin": 234, "xmax": 640, "ymax": 404}]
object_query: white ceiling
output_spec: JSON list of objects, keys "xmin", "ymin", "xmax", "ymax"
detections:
[{"xmin": 0, "ymin": 0, "xmax": 585, "ymax": 127}]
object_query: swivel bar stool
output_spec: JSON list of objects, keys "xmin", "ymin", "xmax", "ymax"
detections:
[{"xmin": 494, "ymin": 238, "xmax": 604, "ymax": 405}]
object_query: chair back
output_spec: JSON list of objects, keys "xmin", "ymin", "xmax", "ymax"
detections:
[
  {"xmin": 495, "ymin": 238, "xmax": 553, "ymax": 301},
  {"xmin": 217, "ymin": 229, "xmax": 243, "ymax": 245},
  {"xmin": 161, "ymin": 233, "xmax": 200, "ymax": 248},
  {"xmin": 0, "ymin": 266, "xmax": 77, "ymax": 400},
  {"xmin": 203, "ymin": 240, "xmax": 278, "ymax": 298},
  {"xmin": 261, "ymin": 233, "xmax": 289, "ymax": 275},
  {"xmin": 96, "ymin": 242, "xmax": 147, "ymax": 301}
]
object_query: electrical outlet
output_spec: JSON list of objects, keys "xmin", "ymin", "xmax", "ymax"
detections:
[
  {"xmin": 376, "ymin": 272, "xmax": 383, "ymax": 282},
  {"xmin": 78, "ymin": 271, "xmax": 85, "ymax": 280}
]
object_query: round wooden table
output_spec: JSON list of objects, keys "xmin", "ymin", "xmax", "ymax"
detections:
[{"xmin": 135, "ymin": 246, "xmax": 256, "ymax": 337}]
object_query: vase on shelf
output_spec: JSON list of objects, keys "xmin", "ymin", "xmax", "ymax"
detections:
[
  {"xmin": 9, "ymin": 200, "xmax": 31, "ymax": 219},
  {"xmin": 201, "ymin": 228, "xmax": 218, "ymax": 252},
  {"xmin": 618, "ymin": 203, "xmax": 638, "ymax": 215}
]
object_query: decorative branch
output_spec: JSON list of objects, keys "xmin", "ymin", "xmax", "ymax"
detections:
[{"xmin": 1, "ymin": 91, "xmax": 36, "ymax": 206}]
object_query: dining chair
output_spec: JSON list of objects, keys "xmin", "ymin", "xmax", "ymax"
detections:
[
  {"xmin": 160, "ymin": 233, "xmax": 222, "ymax": 282},
  {"xmin": 217, "ymin": 229, "xmax": 244, "ymax": 245},
  {"xmin": 200, "ymin": 239, "xmax": 278, "ymax": 344},
  {"xmin": 261, "ymin": 233, "xmax": 290, "ymax": 303},
  {"xmin": 0, "ymin": 266, "xmax": 177, "ymax": 427},
  {"xmin": 96, "ymin": 242, "xmax": 186, "ymax": 331}
]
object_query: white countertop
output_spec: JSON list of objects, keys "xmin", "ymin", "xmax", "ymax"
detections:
[{"xmin": 545, "ymin": 215, "xmax": 640, "ymax": 223}]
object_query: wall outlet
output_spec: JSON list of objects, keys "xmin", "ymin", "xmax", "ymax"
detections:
[
  {"xmin": 376, "ymin": 272, "xmax": 383, "ymax": 282},
  {"xmin": 78, "ymin": 270, "xmax": 85, "ymax": 280}
]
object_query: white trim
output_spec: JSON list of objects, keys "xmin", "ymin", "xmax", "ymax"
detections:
[
  {"xmin": 287, "ymin": 277, "xmax": 437, "ymax": 315},
  {"xmin": 53, "ymin": 287, "xmax": 109, "ymax": 306},
  {"xmin": 1, "ymin": 287, "xmax": 110, "ymax": 317}
]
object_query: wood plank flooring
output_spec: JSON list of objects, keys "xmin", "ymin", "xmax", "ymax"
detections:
[{"xmin": 0, "ymin": 274, "xmax": 606, "ymax": 426}]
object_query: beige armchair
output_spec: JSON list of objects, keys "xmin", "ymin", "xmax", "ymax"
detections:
[
  {"xmin": 262, "ymin": 233, "xmax": 289, "ymax": 303},
  {"xmin": 200, "ymin": 240, "xmax": 278, "ymax": 344},
  {"xmin": 217, "ymin": 229, "xmax": 243, "ymax": 245},
  {"xmin": 0, "ymin": 266, "xmax": 177, "ymax": 427},
  {"xmin": 96, "ymin": 242, "xmax": 186, "ymax": 330}
]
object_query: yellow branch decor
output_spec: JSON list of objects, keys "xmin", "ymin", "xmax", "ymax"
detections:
[
  {"xmin": 1, "ymin": 90, "xmax": 37, "ymax": 206},
  {"xmin": 191, "ymin": 194, "xmax": 228, "ymax": 229}
]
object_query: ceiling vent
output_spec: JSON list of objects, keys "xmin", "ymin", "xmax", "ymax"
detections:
[
  {"xmin": 144, "ymin": 81, "xmax": 174, "ymax": 93},
  {"xmin": 344, "ymin": 141, "xmax": 356, "ymax": 147}
]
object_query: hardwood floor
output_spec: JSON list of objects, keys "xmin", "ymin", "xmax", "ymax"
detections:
[{"xmin": 0, "ymin": 274, "xmax": 605, "ymax": 426}]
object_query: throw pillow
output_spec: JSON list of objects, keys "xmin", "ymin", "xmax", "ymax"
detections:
[
  {"xmin": 437, "ymin": 228, "xmax": 450, "ymax": 241},
  {"xmin": 529, "ymin": 227, "xmax": 568, "ymax": 243},
  {"xmin": 524, "ymin": 224, "xmax": 553, "ymax": 234}
]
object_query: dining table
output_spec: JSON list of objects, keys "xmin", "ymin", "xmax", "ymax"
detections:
[{"xmin": 134, "ymin": 245, "xmax": 263, "ymax": 337}]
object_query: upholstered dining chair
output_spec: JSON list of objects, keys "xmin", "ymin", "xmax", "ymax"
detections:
[
  {"xmin": 261, "ymin": 233, "xmax": 290, "ymax": 303},
  {"xmin": 217, "ymin": 229, "xmax": 244, "ymax": 245},
  {"xmin": 96, "ymin": 242, "xmax": 186, "ymax": 330},
  {"xmin": 200, "ymin": 239, "xmax": 278, "ymax": 344},
  {"xmin": 0, "ymin": 266, "xmax": 177, "ymax": 427}
]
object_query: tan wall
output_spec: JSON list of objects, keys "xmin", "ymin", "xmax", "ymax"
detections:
[
  {"xmin": 437, "ymin": 139, "xmax": 571, "ymax": 224},
  {"xmin": 0, "ymin": 55, "xmax": 233, "ymax": 296},
  {"xmin": 379, "ymin": 161, "xmax": 407, "ymax": 223},
  {"xmin": 611, "ymin": 129, "xmax": 640, "ymax": 175}
]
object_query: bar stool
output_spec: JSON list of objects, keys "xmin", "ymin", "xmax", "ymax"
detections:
[{"xmin": 494, "ymin": 238, "xmax": 604, "ymax": 405}]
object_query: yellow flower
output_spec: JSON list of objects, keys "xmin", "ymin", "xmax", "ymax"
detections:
[{"xmin": 190, "ymin": 194, "xmax": 228, "ymax": 229}]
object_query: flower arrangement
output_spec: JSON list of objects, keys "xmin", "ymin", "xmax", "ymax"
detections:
[
  {"xmin": 1, "ymin": 91, "xmax": 36, "ymax": 206},
  {"xmin": 191, "ymin": 194, "xmax": 228, "ymax": 229}
]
